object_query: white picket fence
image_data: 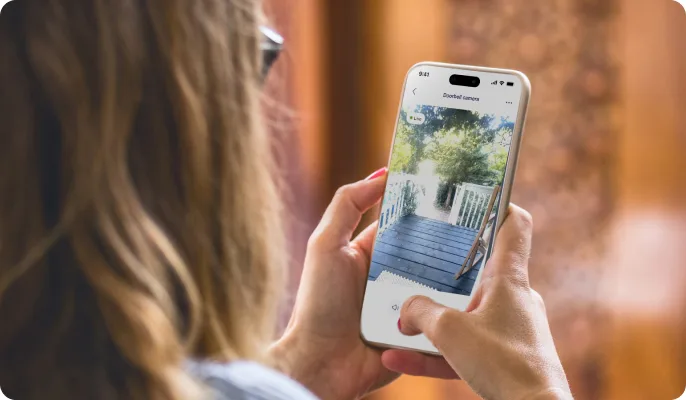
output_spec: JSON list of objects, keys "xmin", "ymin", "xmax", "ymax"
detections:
[
  {"xmin": 378, "ymin": 173, "xmax": 423, "ymax": 234},
  {"xmin": 448, "ymin": 183, "xmax": 496, "ymax": 229}
]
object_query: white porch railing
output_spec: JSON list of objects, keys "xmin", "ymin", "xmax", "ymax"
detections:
[
  {"xmin": 448, "ymin": 183, "xmax": 496, "ymax": 229},
  {"xmin": 378, "ymin": 173, "xmax": 422, "ymax": 234}
]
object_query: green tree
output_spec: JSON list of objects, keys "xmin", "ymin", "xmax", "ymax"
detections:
[
  {"xmin": 388, "ymin": 110, "xmax": 417, "ymax": 173},
  {"xmin": 438, "ymin": 109, "xmax": 497, "ymax": 145},
  {"xmin": 389, "ymin": 135, "xmax": 413, "ymax": 173},
  {"xmin": 403, "ymin": 106, "xmax": 440, "ymax": 173},
  {"xmin": 392, "ymin": 105, "xmax": 460, "ymax": 173},
  {"xmin": 427, "ymin": 129, "xmax": 498, "ymax": 186},
  {"xmin": 489, "ymin": 149, "xmax": 509, "ymax": 184},
  {"xmin": 483, "ymin": 118, "xmax": 514, "ymax": 183},
  {"xmin": 424, "ymin": 110, "xmax": 505, "ymax": 186},
  {"xmin": 391, "ymin": 107, "xmax": 514, "ymax": 183}
]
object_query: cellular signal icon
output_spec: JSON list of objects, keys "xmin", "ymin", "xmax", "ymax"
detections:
[{"xmin": 491, "ymin": 80, "xmax": 498, "ymax": 85}]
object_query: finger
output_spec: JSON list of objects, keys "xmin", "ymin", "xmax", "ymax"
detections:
[
  {"xmin": 381, "ymin": 350, "xmax": 459, "ymax": 380},
  {"xmin": 399, "ymin": 296, "xmax": 464, "ymax": 345},
  {"xmin": 487, "ymin": 204, "xmax": 533, "ymax": 286},
  {"xmin": 310, "ymin": 169, "xmax": 387, "ymax": 249},
  {"xmin": 351, "ymin": 221, "xmax": 378, "ymax": 263}
]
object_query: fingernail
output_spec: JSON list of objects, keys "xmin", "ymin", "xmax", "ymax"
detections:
[
  {"xmin": 365, "ymin": 167, "xmax": 388, "ymax": 181},
  {"xmin": 397, "ymin": 318, "xmax": 402, "ymax": 332}
]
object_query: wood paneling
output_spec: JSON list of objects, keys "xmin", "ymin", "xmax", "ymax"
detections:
[{"xmin": 603, "ymin": 1, "xmax": 686, "ymax": 398}]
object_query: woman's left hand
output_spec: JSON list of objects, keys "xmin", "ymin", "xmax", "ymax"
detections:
[{"xmin": 270, "ymin": 168, "xmax": 398, "ymax": 400}]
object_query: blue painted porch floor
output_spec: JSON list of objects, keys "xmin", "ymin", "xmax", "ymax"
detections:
[{"xmin": 369, "ymin": 214, "xmax": 483, "ymax": 295}]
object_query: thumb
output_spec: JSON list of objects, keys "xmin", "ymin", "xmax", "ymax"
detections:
[
  {"xmin": 485, "ymin": 204, "xmax": 533, "ymax": 286},
  {"xmin": 310, "ymin": 168, "xmax": 387, "ymax": 249},
  {"xmin": 399, "ymin": 296, "xmax": 466, "ymax": 347}
]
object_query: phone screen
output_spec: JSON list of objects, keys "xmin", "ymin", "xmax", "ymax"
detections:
[{"xmin": 362, "ymin": 64, "xmax": 527, "ymax": 352}]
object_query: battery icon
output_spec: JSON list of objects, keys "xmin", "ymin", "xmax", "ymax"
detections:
[{"xmin": 507, "ymin": 82, "xmax": 514, "ymax": 87}]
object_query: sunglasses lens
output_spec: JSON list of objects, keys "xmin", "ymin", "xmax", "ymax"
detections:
[{"xmin": 260, "ymin": 26, "xmax": 283, "ymax": 79}]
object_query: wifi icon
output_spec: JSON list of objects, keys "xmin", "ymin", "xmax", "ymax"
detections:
[{"xmin": 499, "ymin": 81, "xmax": 505, "ymax": 85}]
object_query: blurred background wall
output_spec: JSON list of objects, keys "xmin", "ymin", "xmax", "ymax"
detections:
[{"xmin": 263, "ymin": 0, "xmax": 686, "ymax": 398}]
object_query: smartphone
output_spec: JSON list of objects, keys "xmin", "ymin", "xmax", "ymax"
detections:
[{"xmin": 360, "ymin": 62, "xmax": 531, "ymax": 354}]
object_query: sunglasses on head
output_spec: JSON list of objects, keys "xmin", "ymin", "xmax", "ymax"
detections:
[{"xmin": 260, "ymin": 26, "xmax": 283, "ymax": 79}]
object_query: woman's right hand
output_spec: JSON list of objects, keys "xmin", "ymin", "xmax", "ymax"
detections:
[{"xmin": 382, "ymin": 205, "xmax": 574, "ymax": 400}]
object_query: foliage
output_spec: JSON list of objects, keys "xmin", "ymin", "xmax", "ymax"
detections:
[
  {"xmin": 401, "ymin": 183, "xmax": 422, "ymax": 216},
  {"xmin": 426, "ymin": 129, "xmax": 499, "ymax": 187},
  {"xmin": 391, "ymin": 107, "xmax": 455, "ymax": 174},
  {"xmin": 434, "ymin": 181, "xmax": 453, "ymax": 209},
  {"xmin": 394, "ymin": 108, "xmax": 428, "ymax": 173},
  {"xmin": 494, "ymin": 118, "xmax": 515, "ymax": 147},
  {"xmin": 489, "ymin": 149, "xmax": 509, "ymax": 184},
  {"xmin": 390, "ymin": 106, "xmax": 515, "ymax": 204},
  {"xmin": 389, "ymin": 119, "xmax": 414, "ymax": 173}
]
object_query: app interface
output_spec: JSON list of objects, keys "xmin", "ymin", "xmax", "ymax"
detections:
[{"xmin": 362, "ymin": 66, "xmax": 524, "ymax": 351}]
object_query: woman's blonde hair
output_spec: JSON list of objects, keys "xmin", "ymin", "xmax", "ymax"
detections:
[{"xmin": 0, "ymin": 0, "xmax": 284, "ymax": 398}]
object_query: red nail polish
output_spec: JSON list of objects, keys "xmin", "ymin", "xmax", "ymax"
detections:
[
  {"xmin": 397, "ymin": 318, "xmax": 402, "ymax": 331},
  {"xmin": 365, "ymin": 167, "xmax": 388, "ymax": 181}
]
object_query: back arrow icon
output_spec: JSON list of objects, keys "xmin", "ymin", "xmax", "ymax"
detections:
[{"xmin": 413, "ymin": 88, "xmax": 417, "ymax": 95}]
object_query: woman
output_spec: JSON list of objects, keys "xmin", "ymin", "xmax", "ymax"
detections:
[{"xmin": 0, "ymin": 1, "xmax": 572, "ymax": 399}]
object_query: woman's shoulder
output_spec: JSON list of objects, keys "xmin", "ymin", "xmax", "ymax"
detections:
[{"xmin": 187, "ymin": 360, "xmax": 319, "ymax": 400}]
